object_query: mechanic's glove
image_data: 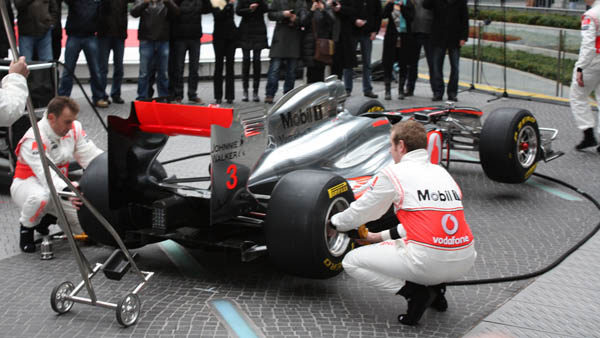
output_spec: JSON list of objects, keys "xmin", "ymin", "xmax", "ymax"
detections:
[{"xmin": 347, "ymin": 225, "xmax": 368, "ymax": 239}]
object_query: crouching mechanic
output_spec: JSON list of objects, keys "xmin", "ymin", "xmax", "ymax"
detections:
[
  {"xmin": 10, "ymin": 96, "xmax": 103, "ymax": 252},
  {"xmin": 330, "ymin": 120, "xmax": 476, "ymax": 325}
]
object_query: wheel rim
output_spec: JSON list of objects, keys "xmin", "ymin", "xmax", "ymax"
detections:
[
  {"xmin": 53, "ymin": 282, "xmax": 74, "ymax": 313},
  {"xmin": 516, "ymin": 125, "xmax": 538, "ymax": 168},
  {"xmin": 119, "ymin": 294, "xmax": 140, "ymax": 326},
  {"xmin": 324, "ymin": 197, "xmax": 351, "ymax": 257}
]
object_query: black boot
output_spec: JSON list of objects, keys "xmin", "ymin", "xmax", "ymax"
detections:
[
  {"xmin": 384, "ymin": 82, "xmax": 391, "ymax": 101},
  {"xmin": 398, "ymin": 79, "xmax": 405, "ymax": 100},
  {"xmin": 242, "ymin": 90, "xmax": 249, "ymax": 102},
  {"xmin": 35, "ymin": 214, "xmax": 57, "ymax": 236},
  {"xmin": 575, "ymin": 128, "xmax": 598, "ymax": 150},
  {"xmin": 20, "ymin": 224, "xmax": 36, "ymax": 253},
  {"xmin": 397, "ymin": 282, "xmax": 436, "ymax": 325},
  {"xmin": 430, "ymin": 284, "xmax": 448, "ymax": 312}
]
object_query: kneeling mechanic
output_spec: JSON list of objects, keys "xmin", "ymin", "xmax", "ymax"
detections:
[{"xmin": 330, "ymin": 120, "xmax": 477, "ymax": 325}]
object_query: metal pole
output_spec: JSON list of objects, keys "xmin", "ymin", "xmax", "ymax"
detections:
[{"xmin": 0, "ymin": 0, "xmax": 98, "ymax": 302}]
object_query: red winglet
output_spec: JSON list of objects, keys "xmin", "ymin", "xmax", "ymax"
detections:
[{"xmin": 134, "ymin": 101, "xmax": 234, "ymax": 137}]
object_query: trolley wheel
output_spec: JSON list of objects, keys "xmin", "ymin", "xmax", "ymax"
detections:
[
  {"xmin": 50, "ymin": 281, "xmax": 74, "ymax": 314},
  {"xmin": 116, "ymin": 293, "xmax": 141, "ymax": 327}
]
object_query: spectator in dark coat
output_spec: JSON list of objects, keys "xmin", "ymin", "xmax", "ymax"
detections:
[
  {"xmin": 236, "ymin": 0, "xmax": 268, "ymax": 102},
  {"xmin": 330, "ymin": 0, "xmax": 356, "ymax": 81},
  {"xmin": 50, "ymin": 0, "xmax": 61, "ymax": 60},
  {"xmin": 15, "ymin": 0, "xmax": 58, "ymax": 61},
  {"xmin": 381, "ymin": 0, "xmax": 414, "ymax": 100},
  {"xmin": 171, "ymin": 0, "xmax": 211, "ymax": 103},
  {"xmin": 131, "ymin": 0, "xmax": 179, "ymax": 100},
  {"xmin": 0, "ymin": 0, "xmax": 15, "ymax": 59},
  {"xmin": 343, "ymin": 0, "xmax": 381, "ymax": 98},
  {"xmin": 301, "ymin": 0, "xmax": 335, "ymax": 83},
  {"xmin": 58, "ymin": 0, "xmax": 108, "ymax": 108},
  {"xmin": 212, "ymin": 0, "xmax": 238, "ymax": 104},
  {"xmin": 264, "ymin": 0, "xmax": 307, "ymax": 103},
  {"xmin": 406, "ymin": 0, "xmax": 433, "ymax": 97},
  {"xmin": 423, "ymin": 0, "xmax": 468, "ymax": 102},
  {"xmin": 98, "ymin": 0, "xmax": 130, "ymax": 104}
]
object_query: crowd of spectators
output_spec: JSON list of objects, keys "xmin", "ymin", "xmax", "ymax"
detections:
[{"xmin": 1, "ymin": 0, "xmax": 468, "ymax": 106}]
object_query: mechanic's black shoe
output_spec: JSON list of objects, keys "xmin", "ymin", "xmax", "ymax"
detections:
[
  {"xmin": 430, "ymin": 284, "xmax": 448, "ymax": 312},
  {"xmin": 397, "ymin": 282, "xmax": 435, "ymax": 326},
  {"xmin": 20, "ymin": 225, "xmax": 36, "ymax": 253},
  {"xmin": 448, "ymin": 96, "xmax": 458, "ymax": 102},
  {"xmin": 242, "ymin": 90, "xmax": 249, "ymax": 102},
  {"xmin": 34, "ymin": 214, "xmax": 57, "ymax": 236},
  {"xmin": 226, "ymin": 99, "xmax": 233, "ymax": 104},
  {"xmin": 432, "ymin": 95, "xmax": 443, "ymax": 102},
  {"xmin": 112, "ymin": 96, "xmax": 125, "ymax": 104},
  {"xmin": 405, "ymin": 86, "xmax": 414, "ymax": 97},
  {"xmin": 398, "ymin": 90, "xmax": 405, "ymax": 100},
  {"xmin": 575, "ymin": 128, "xmax": 598, "ymax": 150},
  {"xmin": 215, "ymin": 99, "xmax": 222, "ymax": 104},
  {"xmin": 364, "ymin": 91, "xmax": 378, "ymax": 99}
]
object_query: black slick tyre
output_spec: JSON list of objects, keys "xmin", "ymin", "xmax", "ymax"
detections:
[
  {"xmin": 346, "ymin": 99, "xmax": 385, "ymax": 116},
  {"xmin": 265, "ymin": 170, "xmax": 355, "ymax": 279},
  {"xmin": 479, "ymin": 108, "xmax": 540, "ymax": 183}
]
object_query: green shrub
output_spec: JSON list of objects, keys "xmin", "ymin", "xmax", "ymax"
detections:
[
  {"xmin": 470, "ymin": 9, "xmax": 580, "ymax": 29},
  {"xmin": 461, "ymin": 45, "xmax": 576, "ymax": 86}
]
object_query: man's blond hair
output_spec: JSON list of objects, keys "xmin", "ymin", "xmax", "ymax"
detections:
[{"xmin": 391, "ymin": 120, "xmax": 427, "ymax": 152}]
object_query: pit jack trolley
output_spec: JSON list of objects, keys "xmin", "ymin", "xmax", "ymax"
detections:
[{"xmin": 0, "ymin": 0, "xmax": 154, "ymax": 327}]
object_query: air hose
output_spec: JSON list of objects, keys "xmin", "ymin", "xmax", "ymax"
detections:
[{"xmin": 446, "ymin": 159, "xmax": 600, "ymax": 286}]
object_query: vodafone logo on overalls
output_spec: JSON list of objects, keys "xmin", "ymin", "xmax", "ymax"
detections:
[{"xmin": 441, "ymin": 214, "xmax": 459, "ymax": 235}]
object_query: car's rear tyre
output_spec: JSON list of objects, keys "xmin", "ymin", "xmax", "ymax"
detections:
[
  {"xmin": 479, "ymin": 108, "xmax": 540, "ymax": 183},
  {"xmin": 346, "ymin": 99, "xmax": 385, "ymax": 116},
  {"xmin": 265, "ymin": 170, "xmax": 355, "ymax": 279}
]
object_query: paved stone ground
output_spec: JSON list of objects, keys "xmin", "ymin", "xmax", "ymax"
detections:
[{"xmin": 0, "ymin": 77, "xmax": 598, "ymax": 337}]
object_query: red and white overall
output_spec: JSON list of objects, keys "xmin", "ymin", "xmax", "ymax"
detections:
[
  {"xmin": 331, "ymin": 149, "xmax": 476, "ymax": 293},
  {"xmin": 0, "ymin": 73, "xmax": 28, "ymax": 126},
  {"xmin": 570, "ymin": 0, "xmax": 600, "ymax": 132},
  {"xmin": 10, "ymin": 117, "xmax": 103, "ymax": 231}
]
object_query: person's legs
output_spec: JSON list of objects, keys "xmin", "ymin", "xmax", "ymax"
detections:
[
  {"xmin": 283, "ymin": 57, "xmax": 297, "ymax": 94},
  {"xmin": 429, "ymin": 45, "xmax": 445, "ymax": 100},
  {"xmin": 81, "ymin": 36, "xmax": 106, "ymax": 103},
  {"xmin": 11, "ymin": 178, "xmax": 49, "ymax": 252},
  {"xmin": 343, "ymin": 36, "xmax": 358, "ymax": 93},
  {"xmin": 36, "ymin": 29, "xmax": 53, "ymax": 61},
  {"xmin": 252, "ymin": 48, "xmax": 262, "ymax": 95},
  {"xmin": 187, "ymin": 39, "xmax": 200, "ymax": 100},
  {"xmin": 212, "ymin": 40, "xmax": 225, "ymax": 101},
  {"xmin": 242, "ymin": 48, "xmax": 251, "ymax": 93},
  {"xmin": 110, "ymin": 38, "xmax": 125, "ymax": 99},
  {"xmin": 172, "ymin": 39, "xmax": 187, "ymax": 100},
  {"xmin": 156, "ymin": 41, "xmax": 170, "ymax": 98},
  {"xmin": 265, "ymin": 57, "xmax": 282, "ymax": 99},
  {"xmin": 137, "ymin": 40, "xmax": 154, "ymax": 100},
  {"xmin": 447, "ymin": 47, "xmax": 460, "ymax": 100},
  {"xmin": 359, "ymin": 34, "xmax": 373, "ymax": 94},
  {"xmin": 97, "ymin": 36, "xmax": 111, "ymax": 99},
  {"xmin": 570, "ymin": 67, "xmax": 600, "ymax": 149},
  {"xmin": 224, "ymin": 39, "xmax": 236, "ymax": 101},
  {"xmin": 58, "ymin": 36, "xmax": 82, "ymax": 97},
  {"xmin": 18, "ymin": 35, "xmax": 35, "ymax": 62}
]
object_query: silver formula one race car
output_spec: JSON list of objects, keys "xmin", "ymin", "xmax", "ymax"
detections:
[{"xmin": 78, "ymin": 77, "xmax": 563, "ymax": 279}]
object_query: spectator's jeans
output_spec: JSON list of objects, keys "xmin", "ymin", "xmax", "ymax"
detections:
[
  {"xmin": 173, "ymin": 38, "xmax": 200, "ymax": 100},
  {"xmin": 343, "ymin": 34, "xmax": 373, "ymax": 94},
  {"xmin": 98, "ymin": 36, "xmax": 125, "ymax": 99},
  {"xmin": 265, "ymin": 57, "xmax": 297, "ymax": 98},
  {"xmin": 430, "ymin": 45, "xmax": 460, "ymax": 98},
  {"xmin": 19, "ymin": 29, "xmax": 53, "ymax": 62},
  {"xmin": 407, "ymin": 32, "xmax": 433, "ymax": 93},
  {"xmin": 58, "ymin": 35, "xmax": 105, "ymax": 103},
  {"xmin": 137, "ymin": 40, "xmax": 169, "ymax": 100}
]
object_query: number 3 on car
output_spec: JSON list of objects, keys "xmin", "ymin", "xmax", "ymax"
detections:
[{"xmin": 226, "ymin": 164, "xmax": 238, "ymax": 189}]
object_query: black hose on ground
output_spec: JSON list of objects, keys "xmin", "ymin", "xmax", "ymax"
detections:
[{"xmin": 445, "ymin": 159, "xmax": 600, "ymax": 286}]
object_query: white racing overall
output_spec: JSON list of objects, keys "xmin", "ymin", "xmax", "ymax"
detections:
[
  {"xmin": 10, "ymin": 117, "xmax": 103, "ymax": 231},
  {"xmin": 0, "ymin": 73, "xmax": 28, "ymax": 126},
  {"xmin": 331, "ymin": 149, "xmax": 477, "ymax": 294},
  {"xmin": 570, "ymin": 0, "xmax": 600, "ymax": 132}
]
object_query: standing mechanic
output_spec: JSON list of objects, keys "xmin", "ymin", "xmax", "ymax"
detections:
[
  {"xmin": 0, "ymin": 57, "xmax": 30, "ymax": 126},
  {"xmin": 330, "ymin": 120, "xmax": 477, "ymax": 325},
  {"xmin": 570, "ymin": 0, "xmax": 600, "ymax": 152},
  {"xmin": 11, "ymin": 96, "xmax": 103, "ymax": 253}
]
